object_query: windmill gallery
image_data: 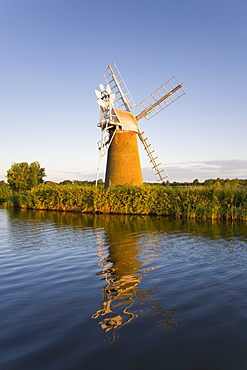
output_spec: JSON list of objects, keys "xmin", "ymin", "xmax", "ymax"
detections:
[{"xmin": 95, "ymin": 63, "xmax": 185, "ymax": 188}]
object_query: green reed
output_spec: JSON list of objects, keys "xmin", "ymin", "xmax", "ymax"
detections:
[{"xmin": 3, "ymin": 184, "xmax": 247, "ymax": 220}]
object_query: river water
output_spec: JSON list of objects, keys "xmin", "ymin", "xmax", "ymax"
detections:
[{"xmin": 0, "ymin": 208, "xmax": 247, "ymax": 370}]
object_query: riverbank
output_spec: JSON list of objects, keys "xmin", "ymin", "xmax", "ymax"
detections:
[{"xmin": 1, "ymin": 183, "xmax": 247, "ymax": 220}]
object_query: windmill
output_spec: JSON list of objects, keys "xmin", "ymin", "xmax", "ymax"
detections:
[{"xmin": 95, "ymin": 63, "xmax": 185, "ymax": 188}]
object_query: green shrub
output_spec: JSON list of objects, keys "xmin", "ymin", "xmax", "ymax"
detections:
[{"xmin": 0, "ymin": 187, "xmax": 13, "ymax": 202}]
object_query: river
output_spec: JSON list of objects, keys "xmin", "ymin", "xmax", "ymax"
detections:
[{"xmin": 0, "ymin": 208, "xmax": 247, "ymax": 369}]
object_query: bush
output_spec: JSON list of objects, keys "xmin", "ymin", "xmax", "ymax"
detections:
[{"xmin": 0, "ymin": 186, "xmax": 13, "ymax": 202}]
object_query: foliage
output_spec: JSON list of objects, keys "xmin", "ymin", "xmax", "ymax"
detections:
[
  {"xmin": 145, "ymin": 178, "xmax": 247, "ymax": 189},
  {"xmin": 59, "ymin": 180, "xmax": 73, "ymax": 185},
  {"xmin": 73, "ymin": 179, "xmax": 104, "ymax": 188},
  {"xmin": 6, "ymin": 162, "xmax": 46, "ymax": 192},
  {"xmin": 0, "ymin": 186, "xmax": 13, "ymax": 202},
  {"xmin": 6, "ymin": 183, "xmax": 247, "ymax": 220}
]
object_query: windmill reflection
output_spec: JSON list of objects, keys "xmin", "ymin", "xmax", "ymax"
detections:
[
  {"xmin": 92, "ymin": 230, "xmax": 143, "ymax": 340},
  {"xmin": 92, "ymin": 216, "xmax": 181, "ymax": 343}
]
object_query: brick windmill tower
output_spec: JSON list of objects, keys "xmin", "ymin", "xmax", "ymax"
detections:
[{"xmin": 95, "ymin": 63, "xmax": 185, "ymax": 188}]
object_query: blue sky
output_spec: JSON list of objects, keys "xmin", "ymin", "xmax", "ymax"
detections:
[{"xmin": 1, "ymin": 0, "xmax": 246, "ymax": 183}]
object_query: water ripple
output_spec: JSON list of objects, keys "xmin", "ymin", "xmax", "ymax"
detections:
[{"xmin": 1, "ymin": 209, "xmax": 247, "ymax": 369}]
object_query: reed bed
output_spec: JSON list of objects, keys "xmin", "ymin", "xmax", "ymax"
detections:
[{"xmin": 2, "ymin": 184, "xmax": 247, "ymax": 220}]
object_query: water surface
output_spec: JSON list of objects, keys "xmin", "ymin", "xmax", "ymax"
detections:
[{"xmin": 0, "ymin": 208, "xmax": 247, "ymax": 369}]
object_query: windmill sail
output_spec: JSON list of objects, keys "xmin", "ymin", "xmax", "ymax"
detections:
[
  {"xmin": 134, "ymin": 76, "xmax": 185, "ymax": 121},
  {"xmin": 137, "ymin": 128, "xmax": 167, "ymax": 182},
  {"xmin": 103, "ymin": 63, "xmax": 135, "ymax": 112}
]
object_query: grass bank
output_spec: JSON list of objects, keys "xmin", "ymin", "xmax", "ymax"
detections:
[{"xmin": 2, "ymin": 184, "xmax": 247, "ymax": 220}]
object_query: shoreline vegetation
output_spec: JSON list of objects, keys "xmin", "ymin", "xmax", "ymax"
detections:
[{"xmin": 1, "ymin": 180, "xmax": 247, "ymax": 221}]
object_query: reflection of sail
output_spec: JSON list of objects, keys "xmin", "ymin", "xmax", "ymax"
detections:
[{"xmin": 92, "ymin": 215, "xmax": 181, "ymax": 343}]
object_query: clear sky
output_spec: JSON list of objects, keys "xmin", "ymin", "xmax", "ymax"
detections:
[{"xmin": 1, "ymin": 0, "xmax": 246, "ymax": 183}]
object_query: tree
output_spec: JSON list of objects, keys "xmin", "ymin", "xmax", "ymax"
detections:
[
  {"xmin": 7, "ymin": 162, "xmax": 46, "ymax": 191},
  {"xmin": 0, "ymin": 180, "xmax": 7, "ymax": 187},
  {"xmin": 59, "ymin": 180, "xmax": 73, "ymax": 185},
  {"xmin": 192, "ymin": 179, "xmax": 200, "ymax": 186}
]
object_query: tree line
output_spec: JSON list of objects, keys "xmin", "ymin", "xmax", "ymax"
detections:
[{"xmin": 1, "ymin": 162, "xmax": 247, "ymax": 191}]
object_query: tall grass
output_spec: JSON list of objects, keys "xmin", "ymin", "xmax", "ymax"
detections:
[{"xmin": 3, "ymin": 183, "xmax": 247, "ymax": 220}]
